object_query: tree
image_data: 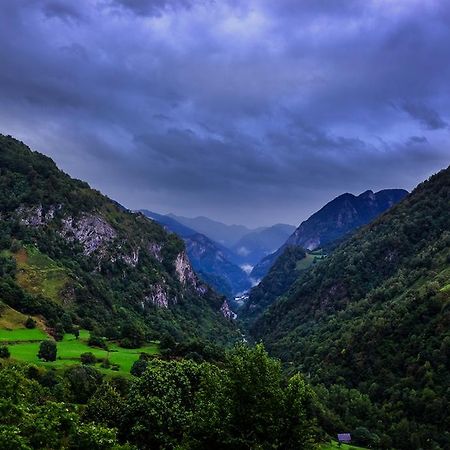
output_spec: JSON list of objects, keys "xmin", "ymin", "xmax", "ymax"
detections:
[
  {"xmin": 130, "ymin": 357, "xmax": 149, "ymax": 377},
  {"xmin": 80, "ymin": 352, "xmax": 97, "ymax": 365},
  {"xmin": 84, "ymin": 382, "xmax": 125, "ymax": 428},
  {"xmin": 64, "ymin": 365, "xmax": 103, "ymax": 404},
  {"xmin": 0, "ymin": 346, "xmax": 10, "ymax": 358},
  {"xmin": 73, "ymin": 328, "xmax": 80, "ymax": 340},
  {"xmin": 25, "ymin": 317, "xmax": 36, "ymax": 329},
  {"xmin": 38, "ymin": 340, "xmax": 57, "ymax": 362},
  {"xmin": 88, "ymin": 334, "xmax": 107, "ymax": 350},
  {"xmin": 120, "ymin": 322, "xmax": 145, "ymax": 349}
]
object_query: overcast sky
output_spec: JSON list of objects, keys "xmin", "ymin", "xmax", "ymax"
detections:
[{"xmin": 0, "ymin": 0, "xmax": 449, "ymax": 227}]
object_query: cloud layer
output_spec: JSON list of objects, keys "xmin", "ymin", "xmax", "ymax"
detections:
[{"xmin": 0, "ymin": 0, "xmax": 449, "ymax": 226}]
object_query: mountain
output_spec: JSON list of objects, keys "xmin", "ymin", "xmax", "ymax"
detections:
[
  {"xmin": 252, "ymin": 166, "xmax": 450, "ymax": 449},
  {"xmin": 184, "ymin": 233, "xmax": 251, "ymax": 301},
  {"xmin": 140, "ymin": 210, "xmax": 199, "ymax": 238},
  {"xmin": 167, "ymin": 213, "xmax": 252, "ymax": 248},
  {"xmin": 250, "ymin": 188, "xmax": 408, "ymax": 280},
  {"xmin": 0, "ymin": 135, "xmax": 237, "ymax": 344},
  {"xmin": 141, "ymin": 210, "xmax": 251, "ymax": 300},
  {"xmin": 231, "ymin": 223, "xmax": 295, "ymax": 266}
]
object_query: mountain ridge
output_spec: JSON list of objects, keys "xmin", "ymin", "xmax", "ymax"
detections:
[
  {"xmin": 250, "ymin": 188, "xmax": 408, "ymax": 280},
  {"xmin": 0, "ymin": 135, "xmax": 237, "ymax": 344}
]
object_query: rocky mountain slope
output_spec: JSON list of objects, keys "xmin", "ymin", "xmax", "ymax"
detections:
[
  {"xmin": 141, "ymin": 210, "xmax": 251, "ymax": 300},
  {"xmin": 252, "ymin": 166, "xmax": 450, "ymax": 449},
  {"xmin": 250, "ymin": 188, "xmax": 408, "ymax": 280},
  {"xmin": 0, "ymin": 135, "xmax": 237, "ymax": 343}
]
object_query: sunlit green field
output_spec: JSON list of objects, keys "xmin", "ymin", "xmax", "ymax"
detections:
[
  {"xmin": 5, "ymin": 329, "xmax": 159, "ymax": 375},
  {"xmin": 0, "ymin": 327, "xmax": 48, "ymax": 342}
]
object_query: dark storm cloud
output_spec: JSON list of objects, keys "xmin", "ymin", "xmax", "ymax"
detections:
[
  {"xmin": 400, "ymin": 102, "xmax": 448, "ymax": 130},
  {"xmin": 0, "ymin": 0, "xmax": 449, "ymax": 226},
  {"xmin": 111, "ymin": 0, "xmax": 195, "ymax": 17}
]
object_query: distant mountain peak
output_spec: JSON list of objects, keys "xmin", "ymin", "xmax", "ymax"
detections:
[{"xmin": 250, "ymin": 188, "xmax": 408, "ymax": 281}]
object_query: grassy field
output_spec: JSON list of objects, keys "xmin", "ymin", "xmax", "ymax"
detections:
[
  {"xmin": 320, "ymin": 441, "xmax": 366, "ymax": 450},
  {"xmin": 0, "ymin": 327, "xmax": 47, "ymax": 342},
  {"xmin": 4, "ymin": 329, "xmax": 159, "ymax": 375},
  {"xmin": 296, "ymin": 251, "xmax": 326, "ymax": 271},
  {"xmin": 12, "ymin": 246, "xmax": 70, "ymax": 303}
]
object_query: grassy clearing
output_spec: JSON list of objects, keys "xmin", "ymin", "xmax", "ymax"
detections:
[
  {"xmin": 320, "ymin": 441, "xmax": 366, "ymax": 450},
  {"xmin": 0, "ymin": 302, "xmax": 46, "ymax": 341},
  {"xmin": 296, "ymin": 253, "xmax": 316, "ymax": 270},
  {"xmin": 6, "ymin": 329, "xmax": 159, "ymax": 375},
  {"xmin": 0, "ymin": 301, "xmax": 29, "ymax": 329},
  {"xmin": 13, "ymin": 246, "xmax": 70, "ymax": 303},
  {"xmin": 0, "ymin": 327, "xmax": 47, "ymax": 342}
]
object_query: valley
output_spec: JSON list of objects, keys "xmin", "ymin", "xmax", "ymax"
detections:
[{"xmin": 0, "ymin": 134, "xmax": 448, "ymax": 449}]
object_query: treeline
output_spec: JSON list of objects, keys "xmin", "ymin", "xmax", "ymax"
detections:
[{"xmin": 0, "ymin": 344, "xmax": 319, "ymax": 450}]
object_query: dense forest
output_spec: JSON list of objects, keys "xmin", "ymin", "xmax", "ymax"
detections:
[
  {"xmin": 253, "ymin": 166, "xmax": 450, "ymax": 449},
  {"xmin": 0, "ymin": 345, "xmax": 318, "ymax": 449}
]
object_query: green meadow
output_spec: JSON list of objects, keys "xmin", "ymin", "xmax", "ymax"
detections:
[{"xmin": 4, "ymin": 329, "xmax": 159, "ymax": 375}]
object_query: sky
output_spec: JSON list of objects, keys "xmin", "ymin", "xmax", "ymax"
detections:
[{"xmin": 0, "ymin": 0, "xmax": 449, "ymax": 227}]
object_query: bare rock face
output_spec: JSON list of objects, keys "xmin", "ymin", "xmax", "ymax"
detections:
[
  {"xmin": 148, "ymin": 242, "xmax": 162, "ymax": 262},
  {"xmin": 175, "ymin": 251, "xmax": 197, "ymax": 286},
  {"xmin": 61, "ymin": 214, "xmax": 117, "ymax": 256},
  {"xmin": 220, "ymin": 300, "xmax": 237, "ymax": 320},
  {"xmin": 145, "ymin": 283, "xmax": 171, "ymax": 308},
  {"xmin": 16, "ymin": 204, "xmax": 60, "ymax": 227},
  {"xmin": 122, "ymin": 248, "xmax": 140, "ymax": 267}
]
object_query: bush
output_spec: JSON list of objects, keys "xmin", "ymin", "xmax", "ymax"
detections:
[
  {"xmin": 80, "ymin": 352, "xmax": 97, "ymax": 365},
  {"xmin": 25, "ymin": 317, "xmax": 36, "ymax": 329},
  {"xmin": 100, "ymin": 359, "xmax": 111, "ymax": 369},
  {"xmin": 0, "ymin": 346, "xmax": 10, "ymax": 358},
  {"xmin": 38, "ymin": 340, "xmax": 57, "ymax": 361},
  {"xmin": 88, "ymin": 334, "xmax": 107, "ymax": 350},
  {"xmin": 130, "ymin": 358, "xmax": 148, "ymax": 377}
]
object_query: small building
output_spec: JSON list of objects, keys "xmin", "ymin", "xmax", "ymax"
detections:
[{"xmin": 337, "ymin": 433, "xmax": 351, "ymax": 445}]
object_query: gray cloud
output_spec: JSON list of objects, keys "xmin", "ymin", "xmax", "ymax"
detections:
[
  {"xmin": 400, "ymin": 102, "xmax": 448, "ymax": 130},
  {"xmin": 0, "ymin": 0, "xmax": 449, "ymax": 226},
  {"xmin": 111, "ymin": 0, "xmax": 196, "ymax": 16}
]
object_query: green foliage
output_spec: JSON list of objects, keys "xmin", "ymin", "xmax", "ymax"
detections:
[
  {"xmin": 0, "ymin": 363, "xmax": 123, "ymax": 449},
  {"xmin": 241, "ymin": 246, "xmax": 307, "ymax": 322},
  {"xmin": 253, "ymin": 165, "xmax": 450, "ymax": 449},
  {"xmin": 121, "ymin": 344, "xmax": 317, "ymax": 449},
  {"xmin": 0, "ymin": 346, "xmax": 10, "ymax": 358},
  {"xmin": 37, "ymin": 340, "xmax": 57, "ymax": 362},
  {"xmin": 64, "ymin": 365, "xmax": 103, "ymax": 404},
  {"xmin": 0, "ymin": 344, "xmax": 318, "ymax": 449},
  {"xmin": 24, "ymin": 317, "xmax": 36, "ymax": 329},
  {"xmin": 88, "ymin": 333, "xmax": 108, "ymax": 350},
  {"xmin": 80, "ymin": 352, "xmax": 97, "ymax": 365}
]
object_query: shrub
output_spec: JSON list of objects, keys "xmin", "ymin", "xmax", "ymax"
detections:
[
  {"xmin": 88, "ymin": 334, "xmax": 107, "ymax": 350},
  {"xmin": 0, "ymin": 346, "xmax": 10, "ymax": 358},
  {"xmin": 25, "ymin": 317, "xmax": 36, "ymax": 329},
  {"xmin": 38, "ymin": 340, "xmax": 57, "ymax": 361},
  {"xmin": 80, "ymin": 352, "xmax": 97, "ymax": 365}
]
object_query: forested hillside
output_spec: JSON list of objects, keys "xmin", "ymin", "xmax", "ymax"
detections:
[
  {"xmin": 253, "ymin": 166, "xmax": 450, "ymax": 449},
  {"xmin": 0, "ymin": 135, "xmax": 237, "ymax": 344},
  {"xmin": 240, "ymin": 246, "xmax": 308, "ymax": 321}
]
